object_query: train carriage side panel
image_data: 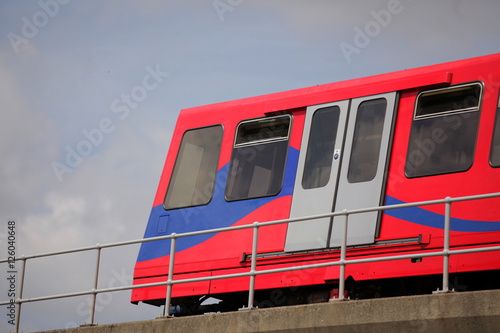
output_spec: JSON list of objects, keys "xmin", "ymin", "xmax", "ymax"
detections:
[
  {"xmin": 379, "ymin": 57, "xmax": 500, "ymax": 277},
  {"xmin": 133, "ymin": 53, "xmax": 500, "ymax": 306}
]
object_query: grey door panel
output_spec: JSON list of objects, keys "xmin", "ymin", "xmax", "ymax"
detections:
[
  {"xmin": 285, "ymin": 100, "xmax": 349, "ymax": 252},
  {"xmin": 330, "ymin": 92, "xmax": 397, "ymax": 247}
]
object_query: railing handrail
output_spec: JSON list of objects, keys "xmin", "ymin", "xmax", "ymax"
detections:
[
  {"xmin": 3, "ymin": 191, "xmax": 498, "ymax": 265},
  {"xmin": 2, "ymin": 192, "xmax": 500, "ymax": 332}
]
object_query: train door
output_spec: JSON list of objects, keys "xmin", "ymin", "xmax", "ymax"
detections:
[
  {"xmin": 284, "ymin": 100, "xmax": 349, "ymax": 251},
  {"xmin": 285, "ymin": 92, "xmax": 397, "ymax": 252}
]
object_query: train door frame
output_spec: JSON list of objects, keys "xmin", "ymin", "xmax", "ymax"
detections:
[
  {"xmin": 285, "ymin": 100, "xmax": 350, "ymax": 252},
  {"xmin": 285, "ymin": 92, "xmax": 398, "ymax": 252}
]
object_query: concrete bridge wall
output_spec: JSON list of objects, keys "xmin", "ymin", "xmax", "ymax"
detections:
[{"xmin": 39, "ymin": 289, "xmax": 500, "ymax": 333}]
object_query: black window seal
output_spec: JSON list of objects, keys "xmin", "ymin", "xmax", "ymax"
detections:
[
  {"xmin": 347, "ymin": 97, "xmax": 388, "ymax": 184},
  {"xmin": 302, "ymin": 105, "xmax": 341, "ymax": 190},
  {"xmin": 405, "ymin": 81, "xmax": 484, "ymax": 179},
  {"xmin": 163, "ymin": 124, "xmax": 224, "ymax": 211},
  {"xmin": 224, "ymin": 114, "xmax": 293, "ymax": 202}
]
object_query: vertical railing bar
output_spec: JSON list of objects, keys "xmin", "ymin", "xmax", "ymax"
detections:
[
  {"xmin": 247, "ymin": 222, "xmax": 259, "ymax": 309},
  {"xmin": 337, "ymin": 210, "xmax": 348, "ymax": 301},
  {"xmin": 442, "ymin": 197, "xmax": 452, "ymax": 292},
  {"xmin": 88, "ymin": 246, "xmax": 102, "ymax": 325},
  {"xmin": 14, "ymin": 257, "xmax": 26, "ymax": 333},
  {"xmin": 164, "ymin": 233, "xmax": 177, "ymax": 317}
]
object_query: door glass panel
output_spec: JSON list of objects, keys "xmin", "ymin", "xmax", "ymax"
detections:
[
  {"xmin": 302, "ymin": 106, "xmax": 340, "ymax": 189},
  {"xmin": 347, "ymin": 98, "xmax": 387, "ymax": 183}
]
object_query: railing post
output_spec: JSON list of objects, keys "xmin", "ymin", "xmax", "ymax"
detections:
[
  {"xmin": 247, "ymin": 222, "xmax": 259, "ymax": 309},
  {"xmin": 442, "ymin": 197, "xmax": 452, "ymax": 292},
  {"xmin": 14, "ymin": 257, "xmax": 26, "ymax": 333},
  {"xmin": 337, "ymin": 210, "xmax": 349, "ymax": 301},
  {"xmin": 88, "ymin": 246, "xmax": 101, "ymax": 326},
  {"xmin": 163, "ymin": 233, "xmax": 177, "ymax": 317}
]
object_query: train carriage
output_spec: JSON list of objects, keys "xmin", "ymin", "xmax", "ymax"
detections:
[{"xmin": 132, "ymin": 53, "xmax": 500, "ymax": 313}]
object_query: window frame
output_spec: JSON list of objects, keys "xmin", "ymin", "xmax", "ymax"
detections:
[
  {"xmin": 232, "ymin": 115, "xmax": 292, "ymax": 148},
  {"xmin": 163, "ymin": 125, "xmax": 224, "ymax": 211},
  {"xmin": 405, "ymin": 81, "xmax": 483, "ymax": 178},
  {"xmin": 225, "ymin": 114, "xmax": 292, "ymax": 202},
  {"xmin": 413, "ymin": 82, "xmax": 483, "ymax": 120}
]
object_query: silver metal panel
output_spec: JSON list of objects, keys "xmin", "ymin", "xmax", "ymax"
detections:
[
  {"xmin": 285, "ymin": 100, "xmax": 349, "ymax": 252},
  {"xmin": 330, "ymin": 92, "xmax": 397, "ymax": 247}
]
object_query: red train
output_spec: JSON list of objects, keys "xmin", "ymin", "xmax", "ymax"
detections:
[{"xmin": 132, "ymin": 53, "xmax": 500, "ymax": 313}]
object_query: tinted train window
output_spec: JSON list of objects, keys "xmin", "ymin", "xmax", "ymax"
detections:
[
  {"xmin": 490, "ymin": 92, "xmax": 500, "ymax": 167},
  {"xmin": 405, "ymin": 83, "xmax": 482, "ymax": 178},
  {"xmin": 164, "ymin": 126, "xmax": 223, "ymax": 210},
  {"xmin": 302, "ymin": 106, "xmax": 340, "ymax": 189},
  {"xmin": 225, "ymin": 115, "xmax": 291, "ymax": 201},
  {"xmin": 348, "ymin": 98, "xmax": 387, "ymax": 183}
]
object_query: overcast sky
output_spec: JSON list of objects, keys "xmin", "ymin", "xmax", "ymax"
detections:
[{"xmin": 1, "ymin": 0, "xmax": 500, "ymax": 331}]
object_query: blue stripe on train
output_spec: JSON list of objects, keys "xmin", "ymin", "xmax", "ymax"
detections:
[{"xmin": 384, "ymin": 196, "xmax": 500, "ymax": 232}]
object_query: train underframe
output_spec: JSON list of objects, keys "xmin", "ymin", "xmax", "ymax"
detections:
[{"xmin": 140, "ymin": 269, "xmax": 500, "ymax": 316}]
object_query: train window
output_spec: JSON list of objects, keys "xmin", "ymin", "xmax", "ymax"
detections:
[
  {"xmin": 225, "ymin": 115, "xmax": 291, "ymax": 201},
  {"xmin": 347, "ymin": 98, "xmax": 387, "ymax": 183},
  {"xmin": 405, "ymin": 83, "xmax": 482, "ymax": 178},
  {"xmin": 302, "ymin": 106, "xmax": 340, "ymax": 189},
  {"xmin": 490, "ymin": 91, "xmax": 500, "ymax": 167},
  {"xmin": 163, "ymin": 125, "xmax": 223, "ymax": 210}
]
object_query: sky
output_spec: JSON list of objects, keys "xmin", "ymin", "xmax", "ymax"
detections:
[{"xmin": 1, "ymin": 0, "xmax": 500, "ymax": 331}]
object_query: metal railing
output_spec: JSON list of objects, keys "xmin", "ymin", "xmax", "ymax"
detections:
[{"xmin": 2, "ymin": 192, "xmax": 500, "ymax": 332}]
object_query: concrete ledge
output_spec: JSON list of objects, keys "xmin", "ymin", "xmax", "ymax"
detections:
[{"xmin": 38, "ymin": 289, "xmax": 500, "ymax": 333}]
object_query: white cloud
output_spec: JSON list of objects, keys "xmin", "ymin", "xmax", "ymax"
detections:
[
  {"xmin": 22, "ymin": 193, "xmax": 87, "ymax": 253},
  {"xmin": 0, "ymin": 52, "xmax": 59, "ymax": 216}
]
